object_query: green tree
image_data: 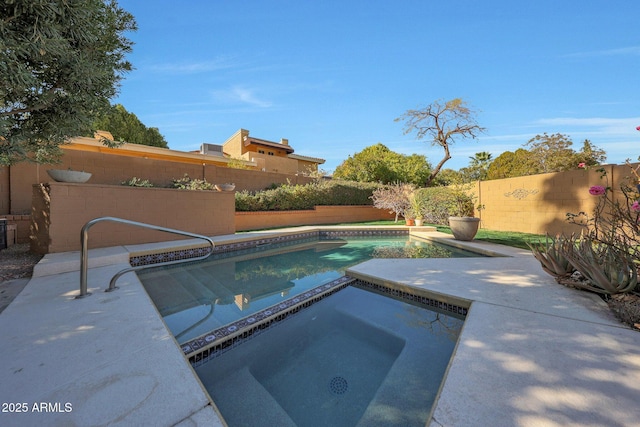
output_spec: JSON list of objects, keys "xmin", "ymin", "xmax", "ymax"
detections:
[
  {"xmin": 396, "ymin": 98, "xmax": 486, "ymax": 186},
  {"xmin": 576, "ymin": 139, "xmax": 607, "ymax": 166},
  {"xmin": 486, "ymin": 149, "xmax": 541, "ymax": 180},
  {"xmin": 525, "ymin": 133, "xmax": 577, "ymax": 173},
  {"xmin": 92, "ymin": 104, "xmax": 168, "ymax": 148},
  {"xmin": 333, "ymin": 143, "xmax": 431, "ymax": 186},
  {"xmin": 0, "ymin": 0, "xmax": 137, "ymax": 165},
  {"xmin": 431, "ymin": 168, "xmax": 464, "ymax": 186},
  {"xmin": 486, "ymin": 135, "xmax": 607, "ymax": 179}
]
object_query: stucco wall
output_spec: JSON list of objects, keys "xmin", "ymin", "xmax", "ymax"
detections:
[
  {"xmin": 31, "ymin": 183, "xmax": 235, "ymax": 254},
  {"xmin": 235, "ymin": 205, "xmax": 395, "ymax": 231},
  {"xmin": 242, "ymin": 152, "xmax": 299, "ymax": 174}
]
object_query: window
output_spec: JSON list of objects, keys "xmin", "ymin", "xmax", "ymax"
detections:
[
  {"xmin": 268, "ymin": 152, "xmax": 274, "ymax": 156},
  {"xmin": 258, "ymin": 150, "xmax": 265, "ymax": 154}
]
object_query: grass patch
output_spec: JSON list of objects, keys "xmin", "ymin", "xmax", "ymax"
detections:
[
  {"xmin": 335, "ymin": 220, "xmax": 544, "ymax": 250},
  {"xmin": 431, "ymin": 225, "xmax": 545, "ymax": 250}
]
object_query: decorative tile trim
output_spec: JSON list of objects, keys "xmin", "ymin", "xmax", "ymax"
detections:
[
  {"xmin": 186, "ymin": 274, "xmax": 468, "ymax": 368},
  {"xmin": 130, "ymin": 246, "xmax": 213, "ymax": 267},
  {"xmin": 186, "ymin": 276, "xmax": 354, "ymax": 366},
  {"xmin": 319, "ymin": 229, "xmax": 408, "ymax": 238},
  {"xmin": 130, "ymin": 231, "xmax": 318, "ymax": 267},
  {"xmin": 130, "ymin": 229, "xmax": 409, "ymax": 267},
  {"xmin": 351, "ymin": 279, "xmax": 469, "ymax": 317}
]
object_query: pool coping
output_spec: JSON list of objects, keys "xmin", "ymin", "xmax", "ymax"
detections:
[{"xmin": 3, "ymin": 226, "xmax": 639, "ymax": 426}]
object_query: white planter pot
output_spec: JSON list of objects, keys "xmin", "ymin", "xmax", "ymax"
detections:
[
  {"xmin": 47, "ymin": 169, "xmax": 92, "ymax": 183},
  {"xmin": 448, "ymin": 216, "xmax": 480, "ymax": 241},
  {"xmin": 215, "ymin": 183, "xmax": 235, "ymax": 192}
]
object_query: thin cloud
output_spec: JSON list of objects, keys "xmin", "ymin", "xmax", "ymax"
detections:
[
  {"xmin": 534, "ymin": 117, "xmax": 640, "ymax": 134},
  {"xmin": 150, "ymin": 56, "xmax": 241, "ymax": 74},
  {"xmin": 212, "ymin": 86, "xmax": 273, "ymax": 108},
  {"xmin": 563, "ymin": 46, "xmax": 640, "ymax": 58}
]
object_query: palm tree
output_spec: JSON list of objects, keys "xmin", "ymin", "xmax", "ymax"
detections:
[
  {"xmin": 465, "ymin": 151, "xmax": 493, "ymax": 180},
  {"xmin": 469, "ymin": 151, "xmax": 493, "ymax": 168}
]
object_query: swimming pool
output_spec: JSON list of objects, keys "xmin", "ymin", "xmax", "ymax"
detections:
[
  {"xmin": 195, "ymin": 283, "xmax": 464, "ymax": 426},
  {"xmin": 137, "ymin": 234, "xmax": 480, "ymax": 344}
]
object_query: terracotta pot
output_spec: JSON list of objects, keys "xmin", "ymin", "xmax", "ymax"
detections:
[
  {"xmin": 405, "ymin": 219, "xmax": 415, "ymax": 226},
  {"xmin": 448, "ymin": 216, "xmax": 480, "ymax": 241}
]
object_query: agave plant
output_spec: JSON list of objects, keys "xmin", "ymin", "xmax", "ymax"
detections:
[
  {"xmin": 561, "ymin": 235, "xmax": 638, "ymax": 295},
  {"xmin": 528, "ymin": 234, "xmax": 576, "ymax": 280}
]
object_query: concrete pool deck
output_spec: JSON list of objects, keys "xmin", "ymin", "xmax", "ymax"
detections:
[{"xmin": 0, "ymin": 228, "xmax": 639, "ymax": 426}]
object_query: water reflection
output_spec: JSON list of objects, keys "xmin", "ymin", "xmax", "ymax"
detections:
[{"xmin": 138, "ymin": 236, "xmax": 476, "ymax": 343}]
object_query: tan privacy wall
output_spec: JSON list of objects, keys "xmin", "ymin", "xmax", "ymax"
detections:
[
  {"xmin": 31, "ymin": 183, "xmax": 235, "ymax": 254},
  {"xmin": 235, "ymin": 206, "xmax": 395, "ymax": 231},
  {"xmin": 475, "ymin": 164, "xmax": 637, "ymax": 235},
  {"xmin": 3, "ymin": 147, "xmax": 315, "ymax": 215}
]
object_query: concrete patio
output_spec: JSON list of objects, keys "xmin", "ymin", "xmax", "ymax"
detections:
[{"xmin": 0, "ymin": 229, "xmax": 638, "ymax": 426}]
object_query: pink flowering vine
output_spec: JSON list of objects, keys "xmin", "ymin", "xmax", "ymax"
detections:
[
  {"xmin": 632, "ymin": 201, "xmax": 640, "ymax": 212},
  {"xmin": 589, "ymin": 185, "xmax": 606, "ymax": 196},
  {"xmin": 578, "ymin": 162, "xmax": 586, "ymax": 169}
]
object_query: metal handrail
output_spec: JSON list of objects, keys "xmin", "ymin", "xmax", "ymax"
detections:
[{"xmin": 78, "ymin": 216, "xmax": 215, "ymax": 298}]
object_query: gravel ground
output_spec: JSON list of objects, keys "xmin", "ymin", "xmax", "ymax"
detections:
[
  {"xmin": 0, "ymin": 244, "xmax": 43, "ymax": 314},
  {"xmin": 0, "ymin": 243, "xmax": 43, "ymax": 282}
]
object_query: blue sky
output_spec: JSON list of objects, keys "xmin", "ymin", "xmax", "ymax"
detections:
[{"xmin": 114, "ymin": 0, "xmax": 639, "ymax": 173}]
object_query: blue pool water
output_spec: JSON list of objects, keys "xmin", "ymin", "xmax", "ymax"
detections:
[
  {"xmin": 195, "ymin": 284, "xmax": 464, "ymax": 426},
  {"xmin": 137, "ymin": 235, "xmax": 478, "ymax": 343}
]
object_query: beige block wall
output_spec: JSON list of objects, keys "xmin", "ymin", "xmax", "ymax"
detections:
[
  {"xmin": 31, "ymin": 183, "xmax": 235, "ymax": 254},
  {"xmin": 235, "ymin": 206, "xmax": 395, "ymax": 231},
  {"xmin": 475, "ymin": 164, "xmax": 637, "ymax": 236}
]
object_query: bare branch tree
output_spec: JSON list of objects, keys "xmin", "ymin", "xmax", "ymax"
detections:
[
  {"xmin": 396, "ymin": 98, "xmax": 486, "ymax": 186},
  {"xmin": 370, "ymin": 182, "xmax": 415, "ymax": 222}
]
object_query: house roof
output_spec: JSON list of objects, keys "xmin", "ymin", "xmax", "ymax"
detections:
[
  {"xmin": 288, "ymin": 153, "xmax": 325, "ymax": 164},
  {"xmin": 244, "ymin": 137, "xmax": 295, "ymax": 154}
]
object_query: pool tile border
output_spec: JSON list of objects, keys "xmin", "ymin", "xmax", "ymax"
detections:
[
  {"xmin": 185, "ymin": 275, "xmax": 469, "ymax": 368},
  {"xmin": 185, "ymin": 275, "xmax": 354, "ymax": 366},
  {"xmin": 130, "ymin": 229, "xmax": 409, "ymax": 267},
  {"xmin": 352, "ymin": 279, "xmax": 469, "ymax": 317}
]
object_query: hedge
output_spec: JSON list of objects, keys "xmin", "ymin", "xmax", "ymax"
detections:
[{"xmin": 235, "ymin": 180, "xmax": 381, "ymax": 211}]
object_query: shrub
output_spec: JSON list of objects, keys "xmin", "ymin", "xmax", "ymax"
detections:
[
  {"xmin": 414, "ymin": 186, "xmax": 474, "ymax": 225},
  {"xmin": 527, "ymin": 234, "xmax": 575, "ymax": 280},
  {"xmin": 561, "ymin": 234, "xmax": 637, "ymax": 295},
  {"xmin": 235, "ymin": 180, "xmax": 380, "ymax": 211},
  {"xmin": 121, "ymin": 177, "xmax": 154, "ymax": 187},
  {"xmin": 171, "ymin": 174, "xmax": 214, "ymax": 191}
]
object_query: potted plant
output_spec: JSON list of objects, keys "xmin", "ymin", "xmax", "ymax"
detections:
[
  {"xmin": 409, "ymin": 193, "xmax": 426, "ymax": 226},
  {"xmin": 447, "ymin": 184, "xmax": 480, "ymax": 241},
  {"xmin": 403, "ymin": 207, "xmax": 416, "ymax": 226}
]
